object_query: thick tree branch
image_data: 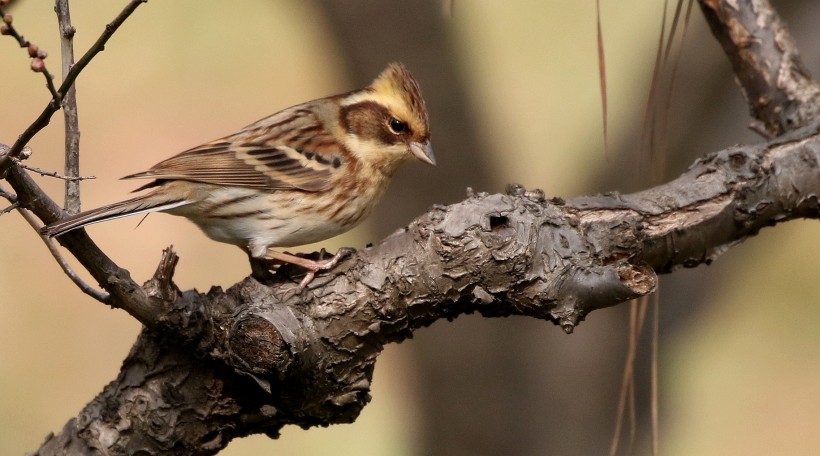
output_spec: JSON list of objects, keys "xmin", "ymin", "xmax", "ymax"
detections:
[{"xmin": 31, "ymin": 120, "xmax": 820, "ymax": 454}]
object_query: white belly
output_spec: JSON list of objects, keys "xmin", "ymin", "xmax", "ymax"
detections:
[{"xmin": 165, "ymin": 183, "xmax": 382, "ymax": 257}]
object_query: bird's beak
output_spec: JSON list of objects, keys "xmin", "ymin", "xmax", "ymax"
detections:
[{"xmin": 410, "ymin": 140, "xmax": 436, "ymax": 166}]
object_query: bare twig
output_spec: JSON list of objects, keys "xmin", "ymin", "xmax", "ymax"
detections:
[
  {"xmin": 0, "ymin": 1, "xmax": 146, "ymax": 309},
  {"xmin": 5, "ymin": 165, "xmax": 159, "ymax": 325},
  {"xmin": 0, "ymin": 182, "xmax": 17, "ymax": 214},
  {"xmin": 55, "ymin": 0, "xmax": 82, "ymax": 214},
  {"xmin": 0, "ymin": 0, "xmax": 146, "ymax": 169},
  {"xmin": 54, "ymin": 0, "xmax": 146, "ymax": 124},
  {"xmin": 12, "ymin": 158, "xmax": 95, "ymax": 181},
  {"xmin": 0, "ymin": 181, "xmax": 109, "ymax": 302},
  {"xmin": 0, "ymin": 179, "xmax": 12, "ymax": 200},
  {"xmin": 34, "ymin": 222, "xmax": 110, "ymax": 303},
  {"xmin": 0, "ymin": 201, "xmax": 18, "ymax": 215},
  {"xmin": 23, "ymin": 208, "xmax": 110, "ymax": 303},
  {"xmin": 41, "ymin": 64, "xmax": 60, "ymax": 101}
]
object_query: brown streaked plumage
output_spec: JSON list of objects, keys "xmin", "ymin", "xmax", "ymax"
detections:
[{"xmin": 40, "ymin": 63, "xmax": 434, "ymax": 287}]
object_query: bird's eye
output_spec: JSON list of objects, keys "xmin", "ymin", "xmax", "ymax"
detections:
[{"xmin": 388, "ymin": 118, "xmax": 407, "ymax": 134}]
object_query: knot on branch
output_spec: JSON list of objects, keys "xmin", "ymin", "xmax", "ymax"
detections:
[
  {"xmin": 549, "ymin": 262, "xmax": 656, "ymax": 334},
  {"xmin": 229, "ymin": 314, "xmax": 290, "ymax": 377},
  {"xmin": 197, "ymin": 277, "xmax": 375, "ymax": 427}
]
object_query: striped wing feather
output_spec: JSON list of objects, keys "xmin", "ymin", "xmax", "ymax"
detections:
[{"xmin": 125, "ymin": 104, "xmax": 342, "ymax": 192}]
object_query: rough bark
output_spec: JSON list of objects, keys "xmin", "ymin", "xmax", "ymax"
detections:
[{"xmin": 699, "ymin": 0, "xmax": 820, "ymax": 135}]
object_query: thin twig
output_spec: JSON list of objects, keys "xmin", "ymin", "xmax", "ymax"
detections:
[
  {"xmin": 0, "ymin": 8, "xmax": 28, "ymax": 44},
  {"xmin": 0, "ymin": 183, "xmax": 18, "ymax": 213},
  {"xmin": 0, "ymin": 7, "xmax": 60, "ymax": 101},
  {"xmin": 59, "ymin": 0, "xmax": 147, "ymax": 93},
  {"xmin": 42, "ymin": 68, "xmax": 60, "ymax": 100},
  {"xmin": 0, "ymin": 181, "xmax": 110, "ymax": 302},
  {"xmin": 23, "ymin": 209, "xmax": 110, "ymax": 303},
  {"xmin": 0, "ymin": 179, "xmax": 12, "ymax": 200},
  {"xmin": 6, "ymin": 165, "xmax": 159, "ymax": 325},
  {"xmin": 12, "ymin": 158, "xmax": 95, "ymax": 181},
  {"xmin": 0, "ymin": 201, "xmax": 18, "ymax": 215},
  {"xmin": 0, "ymin": 0, "xmax": 146, "ymax": 166},
  {"xmin": 55, "ymin": 0, "xmax": 82, "ymax": 214}
]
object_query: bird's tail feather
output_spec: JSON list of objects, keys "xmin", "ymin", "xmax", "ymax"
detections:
[{"xmin": 39, "ymin": 193, "xmax": 189, "ymax": 237}]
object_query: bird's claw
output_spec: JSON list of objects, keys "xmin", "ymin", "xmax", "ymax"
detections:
[{"xmin": 295, "ymin": 247, "xmax": 356, "ymax": 290}]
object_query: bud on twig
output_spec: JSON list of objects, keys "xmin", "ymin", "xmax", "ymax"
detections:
[{"xmin": 30, "ymin": 58, "xmax": 45, "ymax": 72}]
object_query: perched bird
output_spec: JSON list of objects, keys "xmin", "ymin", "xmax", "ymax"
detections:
[{"xmin": 40, "ymin": 63, "xmax": 434, "ymax": 287}]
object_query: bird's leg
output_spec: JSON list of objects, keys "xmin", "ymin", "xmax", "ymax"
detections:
[
  {"xmin": 263, "ymin": 247, "xmax": 355, "ymax": 289},
  {"xmin": 248, "ymin": 255, "xmax": 278, "ymax": 285}
]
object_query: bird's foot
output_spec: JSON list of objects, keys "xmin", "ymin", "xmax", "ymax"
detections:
[{"xmin": 259, "ymin": 247, "xmax": 355, "ymax": 289}]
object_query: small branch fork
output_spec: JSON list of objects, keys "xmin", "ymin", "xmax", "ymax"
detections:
[
  {"xmin": 0, "ymin": 0, "xmax": 146, "ymax": 174},
  {"xmin": 12, "ymin": 157, "xmax": 95, "ymax": 181},
  {"xmin": 0, "ymin": 0, "xmax": 157, "ymax": 327},
  {"xmin": 0, "ymin": 0, "xmax": 151, "ymax": 319}
]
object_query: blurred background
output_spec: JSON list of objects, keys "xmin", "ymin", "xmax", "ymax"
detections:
[{"xmin": 2, "ymin": 1, "xmax": 820, "ymax": 455}]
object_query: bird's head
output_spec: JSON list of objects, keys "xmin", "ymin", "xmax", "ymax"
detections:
[{"xmin": 339, "ymin": 63, "xmax": 434, "ymax": 175}]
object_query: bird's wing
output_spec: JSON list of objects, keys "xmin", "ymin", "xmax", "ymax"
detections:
[{"xmin": 124, "ymin": 104, "xmax": 345, "ymax": 192}]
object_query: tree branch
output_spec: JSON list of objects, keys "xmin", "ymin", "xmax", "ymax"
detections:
[
  {"xmin": 698, "ymin": 0, "xmax": 820, "ymax": 136},
  {"xmin": 32, "ymin": 119, "xmax": 820, "ymax": 454},
  {"xmin": 55, "ymin": 0, "xmax": 82, "ymax": 214}
]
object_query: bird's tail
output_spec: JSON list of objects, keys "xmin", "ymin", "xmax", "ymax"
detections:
[{"xmin": 39, "ymin": 192, "xmax": 189, "ymax": 237}]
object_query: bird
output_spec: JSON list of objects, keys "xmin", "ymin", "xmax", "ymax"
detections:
[{"xmin": 40, "ymin": 62, "xmax": 434, "ymax": 287}]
